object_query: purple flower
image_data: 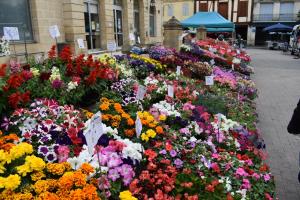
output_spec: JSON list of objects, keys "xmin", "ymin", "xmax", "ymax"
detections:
[
  {"xmin": 107, "ymin": 153, "xmax": 123, "ymax": 168},
  {"xmin": 159, "ymin": 149, "xmax": 167, "ymax": 155},
  {"xmin": 51, "ymin": 79, "xmax": 63, "ymax": 89},
  {"xmin": 108, "ymin": 168, "xmax": 120, "ymax": 181},
  {"xmin": 169, "ymin": 150, "xmax": 177, "ymax": 157},
  {"xmin": 1, "ymin": 117, "xmax": 10, "ymax": 131},
  {"xmin": 38, "ymin": 145, "xmax": 49, "ymax": 155},
  {"xmin": 174, "ymin": 158, "xmax": 183, "ymax": 168},
  {"xmin": 117, "ymin": 164, "xmax": 135, "ymax": 185},
  {"xmin": 45, "ymin": 151, "xmax": 57, "ymax": 162}
]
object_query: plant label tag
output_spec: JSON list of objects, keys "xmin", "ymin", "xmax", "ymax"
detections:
[
  {"xmin": 231, "ymin": 64, "xmax": 235, "ymax": 71},
  {"xmin": 168, "ymin": 85, "xmax": 174, "ymax": 98},
  {"xmin": 135, "ymin": 114, "xmax": 142, "ymax": 138},
  {"xmin": 84, "ymin": 111, "xmax": 103, "ymax": 154},
  {"xmin": 77, "ymin": 38, "xmax": 85, "ymax": 49},
  {"xmin": 136, "ymin": 85, "xmax": 146, "ymax": 100},
  {"xmin": 176, "ymin": 66, "xmax": 181, "ymax": 76},
  {"xmin": 205, "ymin": 76, "xmax": 214, "ymax": 86},
  {"xmin": 49, "ymin": 25, "xmax": 60, "ymax": 39},
  {"xmin": 210, "ymin": 59, "xmax": 215, "ymax": 66},
  {"xmin": 237, "ymin": 50, "xmax": 241, "ymax": 55},
  {"xmin": 3, "ymin": 27, "xmax": 20, "ymax": 41}
]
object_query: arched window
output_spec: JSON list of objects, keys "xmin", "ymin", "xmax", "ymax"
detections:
[{"xmin": 149, "ymin": 5, "xmax": 156, "ymax": 37}]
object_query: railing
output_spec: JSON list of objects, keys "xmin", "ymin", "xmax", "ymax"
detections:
[{"xmin": 253, "ymin": 13, "xmax": 298, "ymax": 22}]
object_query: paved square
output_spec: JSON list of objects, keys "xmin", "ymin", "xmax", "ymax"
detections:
[{"xmin": 249, "ymin": 48, "xmax": 300, "ymax": 199}]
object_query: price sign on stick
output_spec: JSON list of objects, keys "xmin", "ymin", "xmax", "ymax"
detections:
[
  {"xmin": 176, "ymin": 66, "xmax": 181, "ymax": 76},
  {"xmin": 3, "ymin": 27, "xmax": 20, "ymax": 41},
  {"xmin": 232, "ymin": 64, "xmax": 235, "ymax": 71},
  {"xmin": 136, "ymin": 85, "xmax": 146, "ymax": 100},
  {"xmin": 84, "ymin": 111, "xmax": 103, "ymax": 154},
  {"xmin": 49, "ymin": 25, "xmax": 60, "ymax": 39},
  {"xmin": 135, "ymin": 114, "xmax": 143, "ymax": 138},
  {"xmin": 107, "ymin": 41, "xmax": 117, "ymax": 52},
  {"xmin": 210, "ymin": 59, "xmax": 215, "ymax": 66},
  {"xmin": 168, "ymin": 85, "xmax": 174, "ymax": 98},
  {"xmin": 205, "ymin": 76, "xmax": 214, "ymax": 86}
]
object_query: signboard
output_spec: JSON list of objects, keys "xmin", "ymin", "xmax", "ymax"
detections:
[
  {"xmin": 107, "ymin": 41, "xmax": 117, "ymax": 52},
  {"xmin": 167, "ymin": 85, "xmax": 174, "ymax": 98},
  {"xmin": 3, "ymin": 27, "xmax": 20, "ymax": 40},
  {"xmin": 77, "ymin": 38, "xmax": 85, "ymax": 49},
  {"xmin": 136, "ymin": 85, "xmax": 146, "ymax": 100},
  {"xmin": 135, "ymin": 115, "xmax": 142, "ymax": 138},
  {"xmin": 49, "ymin": 25, "xmax": 60, "ymax": 39},
  {"xmin": 205, "ymin": 76, "xmax": 214, "ymax": 86},
  {"xmin": 176, "ymin": 66, "xmax": 181, "ymax": 76}
]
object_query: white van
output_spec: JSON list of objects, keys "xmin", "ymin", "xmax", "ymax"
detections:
[{"xmin": 290, "ymin": 25, "xmax": 300, "ymax": 55}]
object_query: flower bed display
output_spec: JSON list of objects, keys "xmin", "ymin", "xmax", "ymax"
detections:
[{"xmin": 0, "ymin": 39, "xmax": 275, "ymax": 200}]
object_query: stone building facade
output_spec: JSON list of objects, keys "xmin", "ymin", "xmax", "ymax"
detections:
[
  {"xmin": 0, "ymin": 0, "xmax": 163, "ymax": 63},
  {"xmin": 163, "ymin": 0, "xmax": 194, "ymax": 22}
]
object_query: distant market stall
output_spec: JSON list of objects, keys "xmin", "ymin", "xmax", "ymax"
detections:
[{"xmin": 181, "ymin": 12, "xmax": 235, "ymax": 33}]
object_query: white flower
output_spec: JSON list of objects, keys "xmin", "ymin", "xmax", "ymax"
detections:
[
  {"xmin": 236, "ymin": 189, "xmax": 247, "ymax": 200},
  {"xmin": 30, "ymin": 68, "xmax": 40, "ymax": 77},
  {"xmin": 67, "ymin": 81, "xmax": 78, "ymax": 92},
  {"xmin": 49, "ymin": 67, "xmax": 61, "ymax": 82},
  {"xmin": 152, "ymin": 101, "xmax": 181, "ymax": 117}
]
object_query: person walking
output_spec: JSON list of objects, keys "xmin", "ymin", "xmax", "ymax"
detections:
[{"xmin": 287, "ymin": 98, "xmax": 300, "ymax": 183}]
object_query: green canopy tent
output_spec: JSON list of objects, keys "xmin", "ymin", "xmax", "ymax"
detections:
[{"xmin": 181, "ymin": 12, "xmax": 235, "ymax": 33}]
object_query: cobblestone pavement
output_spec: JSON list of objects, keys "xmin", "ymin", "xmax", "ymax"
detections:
[{"xmin": 248, "ymin": 48, "xmax": 300, "ymax": 199}]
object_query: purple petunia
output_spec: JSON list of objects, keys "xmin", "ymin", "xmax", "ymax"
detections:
[
  {"xmin": 174, "ymin": 158, "xmax": 183, "ymax": 168},
  {"xmin": 169, "ymin": 150, "xmax": 177, "ymax": 157},
  {"xmin": 38, "ymin": 145, "xmax": 49, "ymax": 155}
]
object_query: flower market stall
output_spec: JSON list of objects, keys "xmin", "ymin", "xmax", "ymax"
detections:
[{"xmin": 0, "ymin": 39, "xmax": 275, "ymax": 200}]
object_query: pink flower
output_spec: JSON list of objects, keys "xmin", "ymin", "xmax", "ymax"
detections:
[
  {"xmin": 245, "ymin": 159, "xmax": 253, "ymax": 166},
  {"xmin": 108, "ymin": 168, "xmax": 120, "ymax": 181},
  {"xmin": 57, "ymin": 145, "xmax": 70, "ymax": 163},
  {"xmin": 183, "ymin": 102, "xmax": 195, "ymax": 111},
  {"xmin": 265, "ymin": 193, "xmax": 273, "ymax": 200},
  {"xmin": 179, "ymin": 128, "xmax": 190, "ymax": 135},
  {"xmin": 235, "ymin": 167, "xmax": 249, "ymax": 177},
  {"xmin": 252, "ymin": 173, "xmax": 260, "ymax": 180},
  {"xmin": 241, "ymin": 179, "xmax": 251, "ymax": 190},
  {"xmin": 263, "ymin": 174, "xmax": 271, "ymax": 182}
]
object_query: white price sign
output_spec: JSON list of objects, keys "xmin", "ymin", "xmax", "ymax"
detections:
[
  {"xmin": 205, "ymin": 76, "xmax": 214, "ymax": 86},
  {"xmin": 136, "ymin": 85, "xmax": 146, "ymax": 100},
  {"xmin": 49, "ymin": 25, "xmax": 60, "ymax": 39},
  {"xmin": 84, "ymin": 112, "xmax": 104, "ymax": 154},
  {"xmin": 107, "ymin": 41, "xmax": 117, "ymax": 52},
  {"xmin": 135, "ymin": 115, "xmax": 143, "ymax": 138},
  {"xmin": 167, "ymin": 85, "xmax": 174, "ymax": 98},
  {"xmin": 3, "ymin": 27, "xmax": 20, "ymax": 40},
  {"xmin": 176, "ymin": 66, "xmax": 181, "ymax": 76},
  {"xmin": 210, "ymin": 59, "xmax": 215, "ymax": 66},
  {"xmin": 77, "ymin": 38, "xmax": 85, "ymax": 49}
]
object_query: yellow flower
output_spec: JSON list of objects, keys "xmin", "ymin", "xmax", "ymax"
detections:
[
  {"xmin": 159, "ymin": 114, "xmax": 167, "ymax": 121},
  {"xmin": 46, "ymin": 163, "xmax": 70, "ymax": 176},
  {"xmin": 141, "ymin": 133, "xmax": 149, "ymax": 142},
  {"xmin": 7, "ymin": 143, "xmax": 33, "ymax": 163},
  {"xmin": 31, "ymin": 171, "xmax": 46, "ymax": 181},
  {"xmin": 0, "ymin": 174, "xmax": 21, "ymax": 191},
  {"xmin": 17, "ymin": 155, "xmax": 45, "ymax": 176},
  {"xmin": 99, "ymin": 102, "xmax": 110, "ymax": 111},
  {"xmin": 146, "ymin": 129, "xmax": 156, "ymax": 138},
  {"xmin": 119, "ymin": 190, "xmax": 137, "ymax": 200}
]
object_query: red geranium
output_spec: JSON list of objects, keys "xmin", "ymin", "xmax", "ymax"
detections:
[
  {"xmin": 48, "ymin": 45, "xmax": 56, "ymax": 59},
  {"xmin": 0, "ymin": 64, "xmax": 7, "ymax": 77}
]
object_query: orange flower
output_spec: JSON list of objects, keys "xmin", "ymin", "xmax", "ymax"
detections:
[
  {"xmin": 127, "ymin": 118, "xmax": 134, "ymax": 126},
  {"xmin": 102, "ymin": 114, "xmax": 110, "ymax": 121},
  {"xmin": 121, "ymin": 113, "xmax": 130, "ymax": 119},
  {"xmin": 37, "ymin": 192, "xmax": 60, "ymax": 200},
  {"xmin": 165, "ymin": 143, "xmax": 173, "ymax": 151},
  {"xmin": 125, "ymin": 129, "xmax": 135, "ymax": 137},
  {"xmin": 112, "ymin": 115, "xmax": 121, "ymax": 122},
  {"xmin": 155, "ymin": 126, "xmax": 164, "ymax": 134},
  {"xmin": 114, "ymin": 103, "xmax": 122, "ymax": 112},
  {"xmin": 79, "ymin": 163, "xmax": 94, "ymax": 175},
  {"xmin": 99, "ymin": 102, "xmax": 110, "ymax": 111}
]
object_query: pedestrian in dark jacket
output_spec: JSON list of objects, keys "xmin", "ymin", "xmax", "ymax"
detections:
[
  {"xmin": 287, "ymin": 99, "xmax": 300, "ymax": 183},
  {"xmin": 288, "ymin": 99, "xmax": 300, "ymax": 134}
]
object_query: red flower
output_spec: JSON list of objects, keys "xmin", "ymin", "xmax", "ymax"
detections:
[
  {"xmin": 6, "ymin": 74, "xmax": 24, "ymax": 89},
  {"xmin": 48, "ymin": 45, "xmax": 56, "ymax": 59},
  {"xmin": 59, "ymin": 46, "xmax": 72, "ymax": 63},
  {"xmin": 8, "ymin": 92, "xmax": 22, "ymax": 109},
  {"xmin": 211, "ymin": 162, "xmax": 221, "ymax": 174},
  {"xmin": 40, "ymin": 72, "xmax": 51, "ymax": 81},
  {"xmin": 0, "ymin": 64, "xmax": 7, "ymax": 77},
  {"xmin": 227, "ymin": 193, "xmax": 234, "ymax": 200},
  {"xmin": 67, "ymin": 127, "xmax": 82, "ymax": 145},
  {"xmin": 144, "ymin": 149, "xmax": 157, "ymax": 161},
  {"xmin": 21, "ymin": 70, "xmax": 33, "ymax": 81}
]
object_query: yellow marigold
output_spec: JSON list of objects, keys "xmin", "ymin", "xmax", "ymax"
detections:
[
  {"xmin": 141, "ymin": 133, "xmax": 149, "ymax": 142},
  {"xmin": 159, "ymin": 114, "xmax": 167, "ymax": 121},
  {"xmin": 146, "ymin": 129, "xmax": 156, "ymax": 138},
  {"xmin": 111, "ymin": 122, "xmax": 119, "ymax": 127},
  {"xmin": 37, "ymin": 192, "xmax": 60, "ymax": 200},
  {"xmin": 31, "ymin": 171, "xmax": 46, "ymax": 181},
  {"xmin": 85, "ymin": 112, "xmax": 94, "ymax": 119},
  {"xmin": 17, "ymin": 155, "xmax": 45, "ymax": 176},
  {"xmin": 8, "ymin": 143, "xmax": 33, "ymax": 163},
  {"xmin": 46, "ymin": 163, "xmax": 66, "ymax": 176},
  {"xmin": 0, "ymin": 174, "xmax": 21, "ymax": 191},
  {"xmin": 119, "ymin": 190, "xmax": 137, "ymax": 200},
  {"xmin": 12, "ymin": 193, "xmax": 33, "ymax": 200},
  {"xmin": 79, "ymin": 163, "xmax": 94, "ymax": 175}
]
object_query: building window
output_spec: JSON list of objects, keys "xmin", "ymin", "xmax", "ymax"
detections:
[
  {"xmin": 238, "ymin": 1, "xmax": 248, "ymax": 17},
  {"xmin": 133, "ymin": 0, "xmax": 140, "ymax": 43},
  {"xmin": 84, "ymin": 0, "xmax": 101, "ymax": 50},
  {"xmin": 280, "ymin": 2, "xmax": 294, "ymax": 21},
  {"xmin": 167, "ymin": 4, "xmax": 174, "ymax": 17},
  {"xmin": 150, "ymin": 6, "xmax": 156, "ymax": 37},
  {"xmin": 113, "ymin": 0, "xmax": 122, "ymax": 6},
  {"xmin": 259, "ymin": 3, "xmax": 274, "ymax": 21},
  {"xmin": 199, "ymin": 3, "xmax": 208, "ymax": 12},
  {"xmin": 182, "ymin": 3, "xmax": 189, "ymax": 16},
  {"xmin": 219, "ymin": 2, "xmax": 228, "ymax": 19},
  {"xmin": 0, "ymin": 0, "xmax": 33, "ymax": 41}
]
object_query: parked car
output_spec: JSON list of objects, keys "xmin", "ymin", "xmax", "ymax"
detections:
[{"xmin": 289, "ymin": 25, "xmax": 300, "ymax": 55}]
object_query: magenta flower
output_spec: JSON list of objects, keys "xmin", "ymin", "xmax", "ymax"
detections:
[
  {"xmin": 107, "ymin": 153, "xmax": 123, "ymax": 168},
  {"xmin": 108, "ymin": 168, "xmax": 120, "ymax": 181},
  {"xmin": 51, "ymin": 79, "xmax": 63, "ymax": 89},
  {"xmin": 235, "ymin": 167, "xmax": 249, "ymax": 177},
  {"xmin": 242, "ymin": 178, "xmax": 251, "ymax": 190}
]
